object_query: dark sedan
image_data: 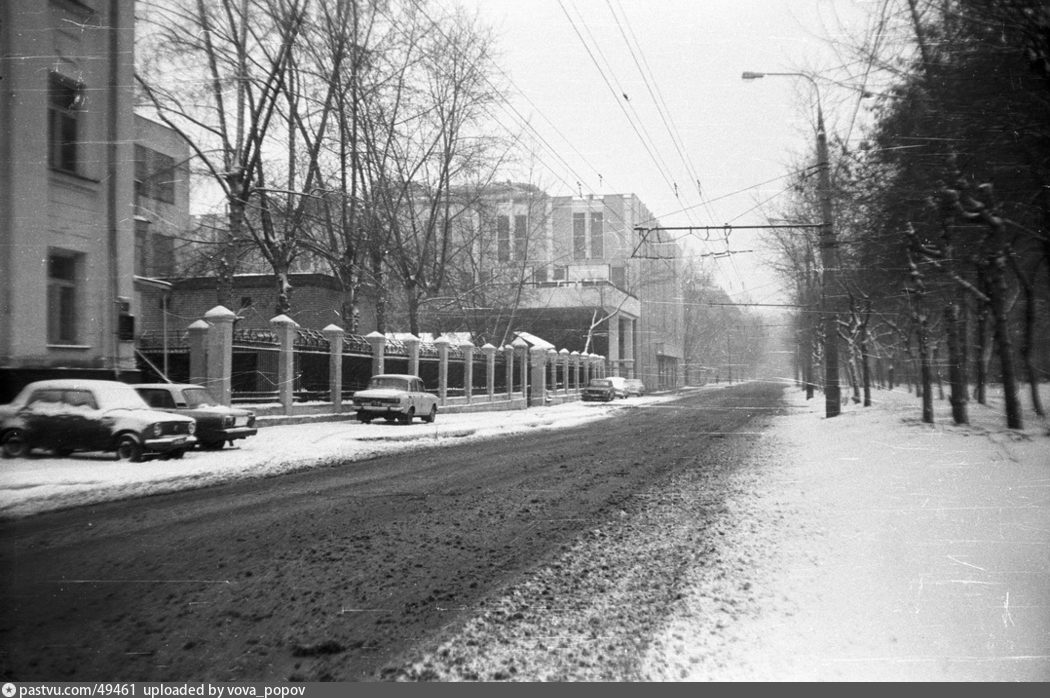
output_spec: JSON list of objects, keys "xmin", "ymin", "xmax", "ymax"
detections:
[
  {"xmin": 582, "ymin": 378, "xmax": 617, "ymax": 402},
  {"xmin": 135, "ymin": 383, "xmax": 257, "ymax": 450},
  {"xmin": 0, "ymin": 379, "xmax": 196, "ymax": 461}
]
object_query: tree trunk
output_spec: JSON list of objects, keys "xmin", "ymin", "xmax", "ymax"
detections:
[
  {"xmin": 944, "ymin": 300, "xmax": 969, "ymax": 425},
  {"xmin": 975, "ymin": 299, "xmax": 988, "ymax": 405},
  {"xmin": 987, "ymin": 262, "xmax": 1023, "ymax": 429},
  {"xmin": 917, "ymin": 324, "xmax": 934, "ymax": 424},
  {"xmin": 1016, "ymin": 269, "xmax": 1046, "ymax": 417},
  {"xmin": 859, "ymin": 326, "xmax": 872, "ymax": 407},
  {"xmin": 219, "ymin": 189, "xmax": 246, "ymax": 307},
  {"xmin": 372, "ymin": 245, "xmax": 386, "ymax": 334}
]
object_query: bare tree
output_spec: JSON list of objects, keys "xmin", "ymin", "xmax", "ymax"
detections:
[{"xmin": 137, "ymin": 0, "xmax": 311, "ymax": 309}]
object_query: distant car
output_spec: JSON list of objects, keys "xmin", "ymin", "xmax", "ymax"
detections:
[
  {"xmin": 606, "ymin": 376, "xmax": 629, "ymax": 399},
  {"xmin": 582, "ymin": 378, "xmax": 616, "ymax": 402},
  {"xmin": 135, "ymin": 383, "xmax": 258, "ymax": 451},
  {"xmin": 352, "ymin": 374, "xmax": 438, "ymax": 424},
  {"xmin": 624, "ymin": 378, "xmax": 646, "ymax": 397},
  {"xmin": 0, "ymin": 379, "xmax": 197, "ymax": 462}
]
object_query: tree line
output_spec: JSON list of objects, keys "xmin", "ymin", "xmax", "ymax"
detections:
[{"xmin": 769, "ymin": 0, "xmax": 1049, "ymax": 429}]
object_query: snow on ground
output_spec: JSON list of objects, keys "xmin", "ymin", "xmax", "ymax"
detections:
[
  {"xmin": 0, "ymin": 392, "xmax": 682, "ymax": 520},
  {"xmin": 640, "ymin": 382, "xmax": 1050, "ymax": 681}
]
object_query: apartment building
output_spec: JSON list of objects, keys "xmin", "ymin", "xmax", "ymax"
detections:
[{"xmin": 0, "ymin": 0, "xmax": 138, "ymax": 401}]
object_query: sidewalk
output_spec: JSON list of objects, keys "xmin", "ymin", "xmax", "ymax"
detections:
[{"xmin": 643, "ymin": 385, "xmax": 1050, "ymax": 681}]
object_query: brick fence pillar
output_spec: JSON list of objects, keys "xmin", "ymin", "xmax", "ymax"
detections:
[
  {"xmin": 503, "ymin": 344, "xmax": 515, "ymax": 400},
  {"xmin": 323, "ymin": 324, "xmax": 345, "ymax": 411},
  {"xmin": 482, "ymin": 343, "xmax": 497, "ymax": 401},
  {"xmin": 560, "ymin": 348, "xmax": 571, "ymax": 394},
  {"xmin": 530, "ymin": 346, "xmax": 548, "ymax": 407},
  {"xmin": 460, "ymin": 339, "xmax": 475, "ymax": 404},
  {"xmin": 188, "ymin": 319, "xmax": 209, "ymax": 387},
  {"xmin": 434, "ymin": 336, "xmax": 450, "ymax": 405},
  {"xmin": 271, "ymin": 314, "xmax": 299, "ymax": 415},
  {"xmin": 513, "ymin": 337, "xmax": 529, "ymax": 404},
  {"xmin": 365, "ymin": 331, "xmax": 386, "ymax": 376},
  {"xmin": 204, "ymin": 305, "xmax": 235, "ymax": 406},
  {"xmin": 403, "ymin": 334, "xmax": 421, "ymax": 377}
]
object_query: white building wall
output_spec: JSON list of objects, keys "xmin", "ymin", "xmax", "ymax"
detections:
[{"xmin": 0, "ymin": 0, "xmax": 137, "ymax": 387}]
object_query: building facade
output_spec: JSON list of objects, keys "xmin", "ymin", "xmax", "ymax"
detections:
[
  {"xmin": 1, "ymin": 0, "xmax": 139, "ymax": 401},
  {"xmin": 443, "ymin": 187, "xmax": 685, "ymax": 390}
]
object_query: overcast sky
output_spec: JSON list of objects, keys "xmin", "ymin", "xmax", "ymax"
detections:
[{"xmin": 457, "ymin": 0, "xmax": 897, "ymax": 306}]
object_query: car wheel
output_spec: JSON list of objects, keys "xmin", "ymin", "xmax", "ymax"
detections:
[
  {"xmin": 1, "ymin": 430, "xmax": 29, "ymax": 459},
  {"xmin": 168, "ymin": 449, "xmax": 186, "ymax": 460},
  {"xmin": 52, "ymin": 447, "xmax": 74, "ymax": 458},
  {"xmin": 115, "ymin": 435, "xmax": 144, "ymax": 463},
  {"xmin": 399, "ymin": 407, "xmax": 415, "ymax": 425},
  {"xmin": 423, "ymin": 405, "xmax": 437, "ymax": 423},
  {"xmin": 199, "ymin": 440, "xmax": 225, "ymax": 451},
  {"xmin": 357, "ymin": 412, "xmax": 373, "ymax": 424}
]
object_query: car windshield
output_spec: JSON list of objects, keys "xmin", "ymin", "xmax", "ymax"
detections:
[
  {"xmin": 368, "ymin": 376, "xmax": 410, "ymax": 391},
  {"xmin": 590, "ymin": 379, "xmax": 612, "ymax": 387},
  {"xmin": 182, "ymin": 387, "xmax": 220, "ymax": 408}
]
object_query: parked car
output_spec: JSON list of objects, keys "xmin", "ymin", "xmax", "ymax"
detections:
[
  {"xmin": 352, "ymin": 374, "xmax": 438, "ymax": 424},
  {"xmin": 582, "ymin": 378, "xmax": 617, "ymax": 402},
  {"xmin": 624, "ymin": 378, "xmax": 646, "ymax": 397},
  {"xmin": 606, "ymin": 375, "xmax": 629, "ymax": 399},
  {"xmin": 134, "ymin": 383, "xmax": 258, "ymax": 450},
  {"xmin": 0, "ymin": 379, "xmax": 197, "ymax": 462}
]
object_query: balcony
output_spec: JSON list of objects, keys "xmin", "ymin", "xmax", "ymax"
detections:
[{"xmin": 523, "ymin": 278, "xmax": 640, "ymax": 319}]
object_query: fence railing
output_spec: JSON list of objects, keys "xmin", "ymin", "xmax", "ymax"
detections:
[{"xmin": 135, "ymin": 305, "xmax": 607, "ymax": 416}]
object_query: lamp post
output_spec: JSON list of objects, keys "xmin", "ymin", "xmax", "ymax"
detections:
[{"xmin": 742, "ymin": 71, "xmax": 840, "ymax": 417}]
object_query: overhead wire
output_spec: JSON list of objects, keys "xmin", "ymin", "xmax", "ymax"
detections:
[
  {"xmin": 607, "ymin": 0, "xmax": 717, "ymax": 225},
  {"xmin": 556, "ymin": 0, "xmax": 684, "ymax": 212}
]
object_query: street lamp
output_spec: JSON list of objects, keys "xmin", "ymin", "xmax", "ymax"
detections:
[{"xmin": 742, "ymin": 70, "xmax": 840, "ymax": 417}]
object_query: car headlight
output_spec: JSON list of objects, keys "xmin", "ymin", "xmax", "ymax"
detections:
[
  {"xmin": 188, "ymin": 421, "xmax": 196, "ymax": 435},
  {"xmin": 152, "ymin": 423, "xmax": 162, "ymax": 437},
  {"xmin": 223, "ymin": 415, "xmax": 234, "ymax": 428}
]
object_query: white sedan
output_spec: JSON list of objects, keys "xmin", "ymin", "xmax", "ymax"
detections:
[{"xmin": 351, "ymin": 374, "xmax": 438, "ymax": 424}]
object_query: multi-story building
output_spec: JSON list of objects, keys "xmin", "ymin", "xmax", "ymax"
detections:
[
  {"xmin": 133, "ymin": 114, "xmax": 193, "ymax": 339},
  {"xmin": 1, "ymin": 0, "xmax": 139, "ymax": 401},
  {"xmin": 442, "ymin": 187, "xmax": 685, "ymax": 390}
]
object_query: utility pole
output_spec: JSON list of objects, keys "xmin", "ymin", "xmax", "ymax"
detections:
[{"xmin": 742, "ymin": 70, "xmax": 840, "ymax": 417}]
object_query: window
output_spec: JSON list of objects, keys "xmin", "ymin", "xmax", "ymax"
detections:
[
  {"xmin": 573, "ymin": 213, "xmax": 587, "ymax": 259},
  {"xmin": 513, "ymin": 215, "xmax": 528, "ymax": 260},
  {"xmin": 553, "ymin": 265, "xmax": 567, "ymax": 281},
  {"xmin": 611, "ymin": 265, "xmax": 626, "ymax": 289},
  {"xmin": 49, "ymin": 74, "xmax": 83, "ymax": 174},
  {"xmin": 65, "ymin": 390, "xmax": 98, "ymax": 410},
  {"xmin": 48, "ymin": 253, "xmax": 80, "ymax": 344},
  {"xmin": 138, "ymin": 389, "xmax": 176, "ymax": 409},
  {"xmin": 135, "ymin": 220, "xmax": 149, "ymax": 276},
  {"xmin": 152, "ymin": 234, "xmax": 175, "ymax": 277},
  {"xmin": 135, "ymin": 145, "xmax": 176, "ymax": 204},
  {"xmin": 533, "ymin": 267, "xmax": 548, "ymax": 283},
  {"xmin": 496, "ymin": 215, "xmax": 510, "ymax": 262},
  {"xmin": 590, "ymin": 212, "xmax": 604, "ymax": 258}
]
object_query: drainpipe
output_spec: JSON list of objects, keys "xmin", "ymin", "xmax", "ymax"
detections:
[{"xmin": 106, "ymin": 0, "xmax": 121, "ymax": 376}]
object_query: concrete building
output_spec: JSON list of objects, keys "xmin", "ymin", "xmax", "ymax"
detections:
[
  {"xmin": 441, "ymin": 187, "xmax": 685, "ymax": 390},
  {"xmin": 1, "ymin": 0, "xmax": 139, "ymax": 402},
  {"xmin": 133, "ymin": 114, "xmax": 193, "ymax": 341}
]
